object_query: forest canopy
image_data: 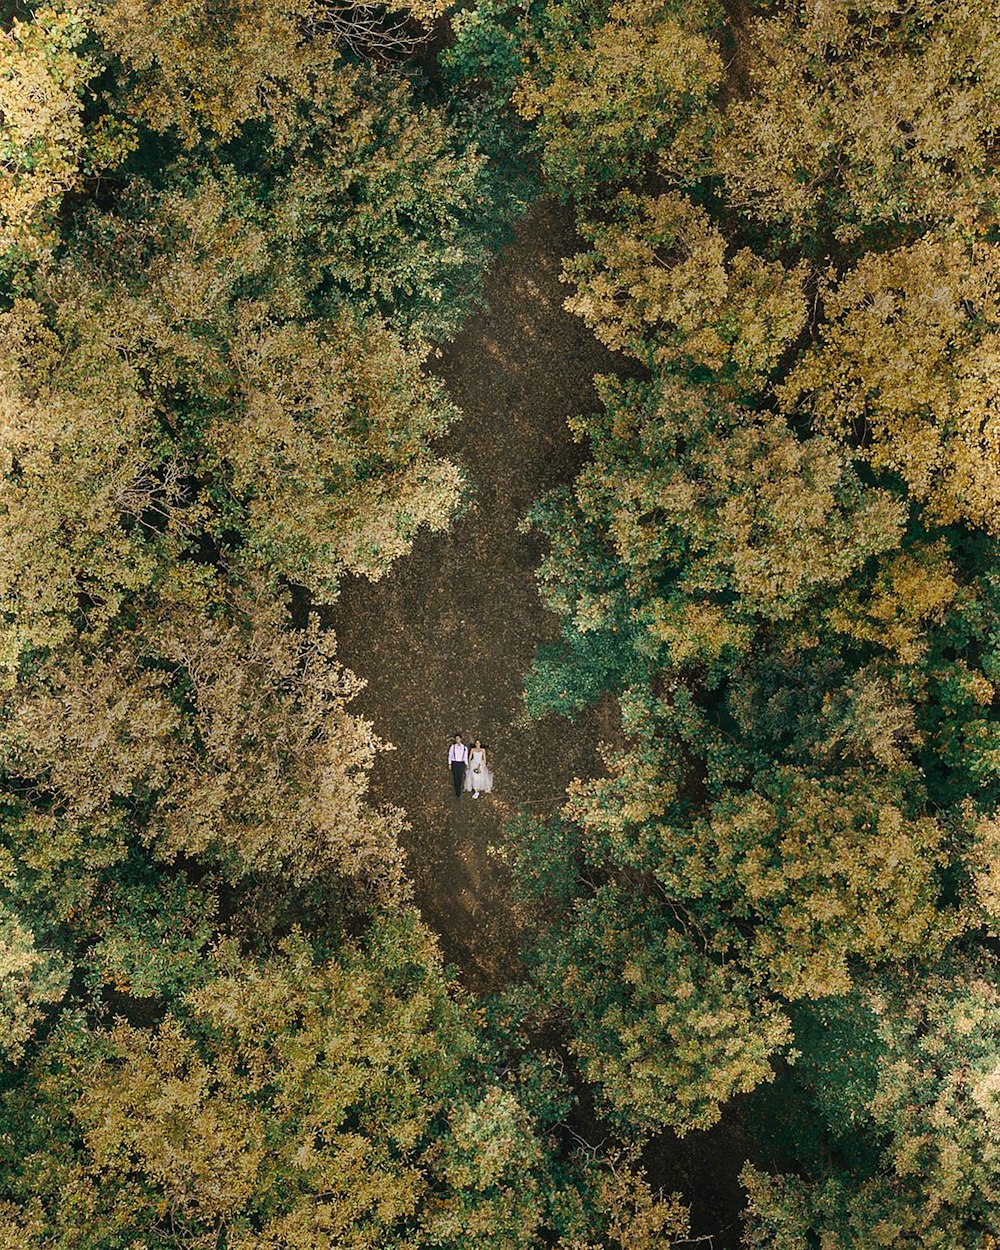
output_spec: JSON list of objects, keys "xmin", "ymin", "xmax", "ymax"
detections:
[{"xmin": 0, "ymin": 0, "xmax": 997, "ymax": 1245}]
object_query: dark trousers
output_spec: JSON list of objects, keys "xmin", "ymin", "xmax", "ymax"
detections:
[{"xmin": 451, "ymin": 761, "xmax": 466, "ymax": 796}]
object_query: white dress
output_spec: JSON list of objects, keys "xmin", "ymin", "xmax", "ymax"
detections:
[{"xmin": 464, "ymin": 748, "xmax": 494, "ymax": 795}]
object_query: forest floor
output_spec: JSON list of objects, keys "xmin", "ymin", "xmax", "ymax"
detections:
[
  {"xmin": 333, "ymin": 198, "xmax": 751, "ymax": 1248},
  {"xmin": 334, "ymin": 198, "xmax": 622, "ymax": 992}
]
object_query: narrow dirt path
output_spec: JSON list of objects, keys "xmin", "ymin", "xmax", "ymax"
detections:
[{"xmin": 332, "ymin": 200, "xmax": 621, "ymax": 992}]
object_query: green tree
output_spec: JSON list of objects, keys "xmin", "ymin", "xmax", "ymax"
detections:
[
  {"xmin": 0, "ymin": 915, "xmax": 690, "ymax": 1248},
  {"xmin": 513, "ymin": 371, "xmax": 991, "ymax": 1132},
  {"xmin": 528, "ymin": 882, "xmax": 792, "ymax": 1135},
  {"xmin": 514, "ymin": 0, "xmax": 723, "ymax": 198},
  {"xmin": 742, "ymin": 958, "xmax": 1000, "ymax": 1249}
]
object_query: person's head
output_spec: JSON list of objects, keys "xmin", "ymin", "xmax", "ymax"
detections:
[
  {"xmin": 474, "ymin": 738, "xmax": 482, "ymax": 748},
  {"xmin": 454, "ymin": 734, "xmax": 463, "ymax": 743}
]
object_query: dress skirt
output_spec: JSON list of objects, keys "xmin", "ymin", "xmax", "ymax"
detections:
[{"xmin": 464, "ymin": 750, "xmax": 494, "ymax": 794}]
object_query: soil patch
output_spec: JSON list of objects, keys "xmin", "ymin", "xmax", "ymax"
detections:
[{"xmin": 333, "ymin": 198, "xmax": 621, "ymax": 992}]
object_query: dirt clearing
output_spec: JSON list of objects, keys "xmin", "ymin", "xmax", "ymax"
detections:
[{"xmin": 333, "ymin": 198, "xmax": 621, "ymax": 991}]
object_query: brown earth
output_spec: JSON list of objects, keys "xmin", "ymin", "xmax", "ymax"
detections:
[
  {"xmin": 332, "ymin": 197, "xmax": 751, "ymax": 1248},
  {"xmin": 333, "ymin": 197, "xmax": 622, "ymax": 992}
]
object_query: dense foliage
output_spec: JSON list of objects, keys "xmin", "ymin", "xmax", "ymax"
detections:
[
  {"xmin": 0, "ymin": 0, "xmax": 997, "ymax": 1244},
  {"xmin": 447, "ymin": 0, "xmax": 999, "ymax": 1241},
  {"xmin": 0, "ymin": 1, "xmax": 687, "ymax": 1244}
]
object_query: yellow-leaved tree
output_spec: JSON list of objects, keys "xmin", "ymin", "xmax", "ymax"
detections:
[
  {"xmin": 0, "ymin": 4, "xmax": 133, "ymax": 264},
  {"xmin": 563, "ymin": 191, "xmax": 808, "ymax": 394},
  {"xmin": 0, "ymin": 176, "xmax": 463, "ymax": 677},
  {"xmin": 713, "ymin": 0, "xmax": 1000, "ymax": 243},
  {"xmin": 780, "ymin": 234, "xmax": 1000, "ymax": 534},
  {"xmin": 95, "ymin": 0, "xmax": 447, "ymax": 146}
]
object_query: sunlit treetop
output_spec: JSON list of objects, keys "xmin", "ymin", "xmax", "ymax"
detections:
[
  {"xmin": 0, "ymin": 4, "xmax": 133, "ymax": 264},
  {"xmin": 95, "ymin": 0, "xmax": 447, "ymax": 146},
  {"xmin": 714, "ymin": 0, "xmax": 1000, "ymax": 246},
  {"xmin": 781, "ymin": 234, "xmax": 1000, "ymax": 534}
]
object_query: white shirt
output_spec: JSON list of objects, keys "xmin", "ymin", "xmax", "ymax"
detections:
[{"xmin": 448, "ymin": 743, "xmax": 468, "ymax": 763}]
